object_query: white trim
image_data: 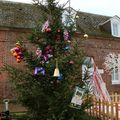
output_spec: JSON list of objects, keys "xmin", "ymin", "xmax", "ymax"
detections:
[
  {"xmin": 111, "ymin": 81, "xmax": 120, "ymax": 84},
  {"xmin": 111, "ymin": 55, "xmax": 120, "ymax": 85},
  {"xmin": 99, "ymin": 19, "xmax": 110, "ymax": 26},
  {"xmin": 110, "ymin": 16, "xmax": 120, "ymax": 37},
  {"xmin": 98, "ymin": 69, "xmax": 104, "ymax": 74}
]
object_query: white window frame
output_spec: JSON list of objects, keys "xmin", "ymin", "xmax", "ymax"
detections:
[
  {"xmin": 111, "ymin": 57, "xmax": 120, "ymax": 85},
  {"xmin": 111, "ymin": 17, "xmax": 120, "ymax": 37},
  {"xmin": 112, "ymin": 23, "xmax": 118, "ymax": 36}
]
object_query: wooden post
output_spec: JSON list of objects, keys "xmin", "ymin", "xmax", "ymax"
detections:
[
  {"xmin": 90, "ymin": 106, "xmax": 92, "ymax": 116},
  {"xmin": 111, "ymin": 102, "xmax": 114, "ymax": 120},
  {"xmin": 87, "ymin": 94, "xmax": 120, "ymax": 120},
  {"xmin": 106, "ymin": 101, "xmax": 109, "ymax": 120},
  {"xmin": 115, "ymin": 103, "xmax": 119, "ymax": 120},
  {"xmin": 102, "ymin": 100, "xmax": 105, "ymax": 120},
  {"xmin": 93, "ymin": 101, "xmax": 95, "ymax": 117},
  {"xmin": 115, "ymin": 93, "xmax": 117, "ymax": 102},
  {"xmin": 98, "ymin": 99, "xmax": 101, "ymax": 119},
  {"xmin": 95, "ymin": 100, "xmax": 98, "ymax": 117}
]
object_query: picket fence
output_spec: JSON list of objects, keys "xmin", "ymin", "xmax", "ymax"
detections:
[{"xmin": 86, "ymin": 93, "xmax": 120, "ymax": 120}]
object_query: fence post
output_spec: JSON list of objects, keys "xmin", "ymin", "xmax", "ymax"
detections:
[
  {"xmin": 89, "ymin": 106, "xmax": 92, "ymax": 116},
  {"xmin": 115, "ymin": 103, "xmax": 119, "ymax": 120},
  {"xmin": 98, "ymin": 99, "xmax": 101, "ymax": 119},
  {"xmin": 95, "ymin": 100, "xmax": 98, "ymax": 117},
  {"xmin": 111, "ymin": 101, "xmax": 114, "ymax": 120},
  {"xmin": 102, "ymin": 100, "xmax": 105, "ymax": 120},
  {"xmin": 106, "ymin": 101, "xmax": 109, "ymax": 120},
  {"xmin": 115, "ymin": 93, "xmax": 118, "ymax": 102},
  {"xmin": 92, "ymin": 101, "xmax": 95, "ymax": 117},
  {"xmin": 87, "ymin": 94, "xmax": 120, "ymax": 120}
]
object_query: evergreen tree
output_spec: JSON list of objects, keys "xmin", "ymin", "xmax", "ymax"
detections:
[{"xmin": 3, "ymin": 0, "xmax": 93, "ymax": 119}]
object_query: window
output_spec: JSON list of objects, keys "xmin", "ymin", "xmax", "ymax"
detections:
[
  {"xmin": 112, "ymin": 67, "xmax": 118, "ymax": 80},
  {"xmin": 111, "ymin": 54, "xmax": 120, "ymax": 84},
  {"xmin": 113, "ymin": 23, "xmax": 118, "ymax": 36},
  {"xmin": 111, "ymin": 17, "xmax": 120, "ymax": 37},
  {"xmin": 104, "ymin": 53, "xmax": 120, "ymax": 84},
  {"xmin": 111, "ymin": 66, "xmax": 120, "ymax": 84}
]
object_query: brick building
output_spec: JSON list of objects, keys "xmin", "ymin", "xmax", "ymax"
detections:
[
  {"xmin": 0, "ymin": 1, "xmax": 120, "ymax": 103},
  {"xmin": 0, "ymin": 1, "xmax": 41, "ymax": 101},
  {"xmin": 75, "ymin": 11, "xmax": 120, "ymax": 94}
]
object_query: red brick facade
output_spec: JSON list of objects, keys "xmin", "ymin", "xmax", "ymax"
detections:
[
  {"xmin": 0, "ymin": 1, "xmax": 120, "ymax": 104},
  {"xmin": 0, "ymin": 29, "xmax": 31, "ymax": 100},
  {"xmin": 0, "ymin": 29, "xmax": 120, "ymax": 102},
  {"xmin": 79, "ymin": 36, "xmax": 120, "ymax": 94}
]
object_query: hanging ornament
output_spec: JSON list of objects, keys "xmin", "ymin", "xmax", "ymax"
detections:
[
  {"xmin": 10, "ymin": 47, "xmax": 16, "ymax": 56},
  {"xmin": 75, "ymin": 32, "xmax": 79, "ymax": 37},
  {"xmin": 84, "ymin": 33, "xmax": 88, "ymax": 39},
  {"xmin": 36, "ymin": 47, "xmax": 42, "ymax": 58},
  {"xmin": 43, "ymin": 54, "xmax": 49, "ymax": 62},
  {"xmin": 64, "ymin": 44, "xmax": 70, "ymax": 51},
  {"xmin": 56, "ymin": 28, "xmax": 62, "ymax": 41},
  {"xmin": 53, "ymin": 59, "xmax": 60, "ymax": 77},
  {"xmin": 42, "ymin": 45, "xmax": 53, "ymax": 62},
  {"xmin": 45, "ymin": 27, "xmax": 51, "ymax": 32},
  {"xmin": 57, "ymin": 29, "xmax": 61, "ymax": 33},
  {"xmin": 12, "ymin": 52, "xmax": 18, "ymax": 57},
  {"xmin": 58, "ymin": 73, "xmax": 63, "ymax": 81},
  {"xmin": 41, "ymin": 20, "xmax": 49, "ymax": 32},
  {"xmin": 10, "ymin": 41, "xmax": 24, "ymax": 63},
  {"xmin": 69, "ymin": 60, "xmax": 74, "ymax": 65},
  {"xmin": 44, "ymin": 45, "xmax": 53, "ymax": 55},
  {"xmin": 15, "ymin": 41, "xmax": 21, "ymax": 46},
  {"xmin": 64, "ymin": 30, "xmax": 69, "ymax": 41},
  {"xmin": 75, "ymin": 15, "xmax": 79, "ymax": 19},
  {"xmin": 70, "ymin": 86, "xmax": 84, "ymax": 109},
  {"xmin": 34, "ymin": 67, "xmax": 45, "ymax": 75},
  {"xmin": 16, "ymin": 58, "xmax": 22, "ymax": 63}
]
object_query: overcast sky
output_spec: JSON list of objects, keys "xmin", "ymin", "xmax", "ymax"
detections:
[{"xmin": 5, "ymin": 0, "xmax": 120, "ymax": 17}]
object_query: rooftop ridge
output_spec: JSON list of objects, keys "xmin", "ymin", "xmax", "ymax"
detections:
[
  {"xmin": 77, "ymin": 10, "xmax": 112, "ymax": 18},
  {"xmin": 0, "ymin": 0, "xmax": 32, "ymax": 5}
]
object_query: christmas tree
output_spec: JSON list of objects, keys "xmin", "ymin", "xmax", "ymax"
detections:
[{"xmin": 4, "ymin": 0, "xmax": 94, "ymax": 119}]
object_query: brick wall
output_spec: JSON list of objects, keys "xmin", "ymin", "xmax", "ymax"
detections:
[
  {"xmin": 1, "ymin": 29, "xmax": 120, "ymax": 112},
  {"xmin": 0, "ymin": 29, "xmax": 32, "ymax": 100},
  {"xmin": 79, "ymin": 36, "xmax": 120, "ymax": 94},
  {"xmin": 0, "ymin": 102, "xmax": 27, "ymax": 112}
]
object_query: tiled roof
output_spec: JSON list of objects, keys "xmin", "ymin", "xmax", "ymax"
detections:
[
  {"xmin": 0, "ymin": 1, "xmax": 114, "ymax": 37},
  {"xmin": 0, "ymin": 1, "xmax": 42, "ymax": 29},
  {"xmin": 76, "ymin": 11, "xmax": 112, "ymax": 37}
]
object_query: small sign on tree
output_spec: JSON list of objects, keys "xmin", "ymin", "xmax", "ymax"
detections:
[{"xmin": 70, "ymin": 86, "xmax": 84, "ymax": 109}]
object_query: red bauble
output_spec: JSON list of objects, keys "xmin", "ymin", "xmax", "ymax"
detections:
[
  {"xmin": 16, "ymin": 58, "xmax": 21, "ymax": 63},
  {"xmin": 69, "ymin": 60, "xmax": 74, "ymax": 64},
  {"xmin": 13, "ymin": 52, "xmax": 17, "ymax": 57},
  {"xmin": 16, "ymin": 55, "xmax": 21, "ymax": 59},
  {"xmin": 75, "ymin": 32, "xmax": 79, "ymax": 37},
  {"xmin": 45, "ymin": 28, "xmax": 51, "ymax": 32},
  {"xmin": 57, "ymin": 29, "xmax": 61, "ymax": 33}
]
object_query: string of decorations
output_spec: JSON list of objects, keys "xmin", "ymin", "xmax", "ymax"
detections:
[{"xmin": 10, "ymin": 41, "xmax": 25, "ymax": 63}]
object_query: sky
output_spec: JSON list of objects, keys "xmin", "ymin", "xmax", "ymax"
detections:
[{"xmin": 5, "ymin": 0, "xmax": 120, "ymax": 17}]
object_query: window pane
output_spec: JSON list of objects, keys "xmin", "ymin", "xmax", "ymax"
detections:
[
  {"xmin": 113, "ymin": 23, "xmax": 118, "ymax": 36},
  {"xmin": 115, "ymin": 67, "xmax": 118, "ymax": 80},
  {"xmin": 112, "ymin": 67, "xmax": 119, "ymax": 81}
]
